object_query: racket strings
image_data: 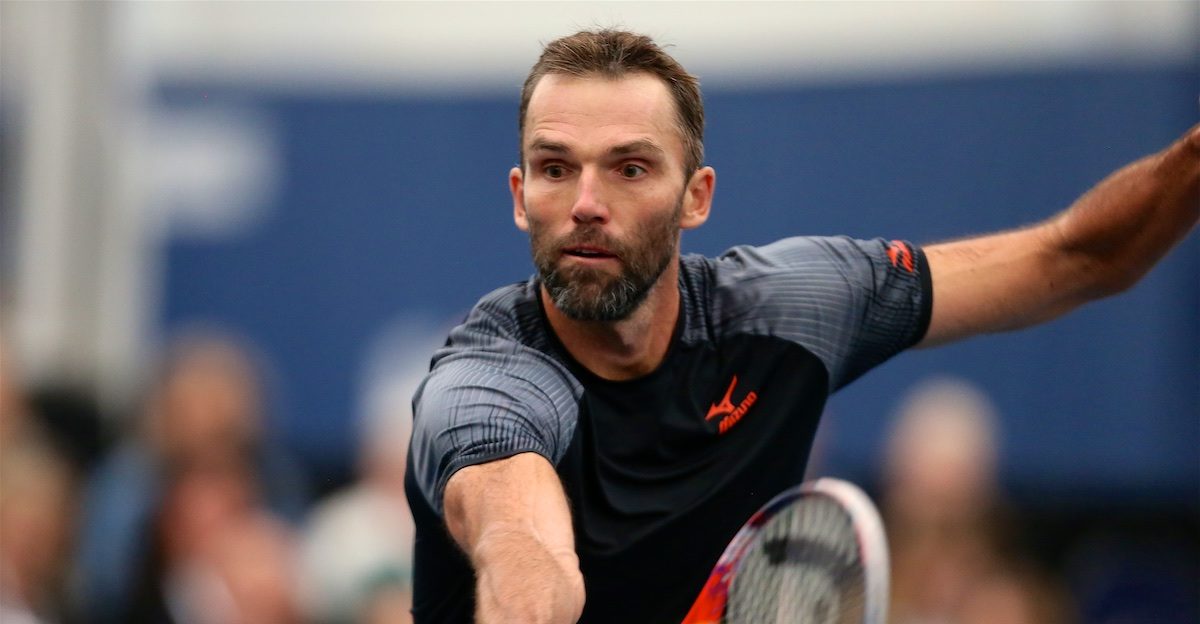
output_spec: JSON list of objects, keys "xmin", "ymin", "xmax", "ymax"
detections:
[{"xmin": 723, "ymin": 496, "xmax": 866, "ymax": 623}]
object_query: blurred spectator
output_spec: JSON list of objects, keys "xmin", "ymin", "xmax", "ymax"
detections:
[
  {"xmin": 127, "ymin": 453, "xmax": 300, "ymax": 624},
  {"xmin": 297, "ymin": 367, "xmax": 418, "ymax": 624},
  {"xmin": 0, "ymin": 342, "xmax": 79, "ymax": 623},
  {"xmin": 77, "ymin": 330, "xmax": 310, "ymax": 623},
  {"xmin": 882, "ymin": 376, "xmax": 1069, "ymax": 624}
]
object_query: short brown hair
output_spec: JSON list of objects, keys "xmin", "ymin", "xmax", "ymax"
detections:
[{"xmin": 518, "ymin": 29, "xmax": 705, "ymax": 176}]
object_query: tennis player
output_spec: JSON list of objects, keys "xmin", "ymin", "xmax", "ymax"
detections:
[{"xmin": 404, "ymin": 29, "xmax": 1199, "ymax": 623}]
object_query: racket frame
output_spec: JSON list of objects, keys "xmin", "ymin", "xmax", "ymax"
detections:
[{"xmin": 681, "ymin": 477, "xmax": 890, "ymax": 624}]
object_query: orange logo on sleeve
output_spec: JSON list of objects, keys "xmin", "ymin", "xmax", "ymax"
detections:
[
  {"xmin": 707, "ymin": 375, "xmax": 758, "ymax": 434},
  {"xmin": 887, "ymin": 240, "xmax": 915, "ymax": 273}
]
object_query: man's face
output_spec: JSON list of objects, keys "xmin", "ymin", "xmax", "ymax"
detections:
[{"xmin": 512, "ymin": 73, "xmax": 701, "ymax": 321}]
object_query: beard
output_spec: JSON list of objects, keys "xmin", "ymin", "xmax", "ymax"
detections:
[{"xmin": 528, "ymin": 196, "xmax": 683, "ymax": 322}]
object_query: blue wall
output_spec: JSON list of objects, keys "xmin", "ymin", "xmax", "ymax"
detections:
[{"xmin": 160, "ymin": 63, "xmax": 1199, "ymax": 502}]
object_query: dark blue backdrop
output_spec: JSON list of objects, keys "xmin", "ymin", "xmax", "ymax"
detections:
[{"xmin": 160, "ymin": 63, "xmax": 1199, "ymax": 503}]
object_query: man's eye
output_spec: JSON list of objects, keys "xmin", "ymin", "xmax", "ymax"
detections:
[
  {"xmin": 544, "ymin": 165, "xmax": 566, "ymax": 179},
  {"xmin": 620, "ymin": 164, "xmax": 647, "ymax": 178}
]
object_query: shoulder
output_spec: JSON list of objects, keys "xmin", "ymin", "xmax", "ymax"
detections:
[
  {"xmin": 427, "ymin": 278, "xmax": 574, "ymax": 393},
  {"xmin": 448, "ymin": 279, "xmax": 545, "ymax": 348},
  {"xmin": 705, "ymin": 235, "xmax": 927, "ymax": 298},
  {"xmin": 688, "ymin": 236, "xmax": 931, "ymax": 390},
  {"xmin": 710, "ymin": 235, "xmax": 879, "ymax": 280},
  {"xmin": 696, "ymin": 236, "xmax": 870, "ymax": 326}
]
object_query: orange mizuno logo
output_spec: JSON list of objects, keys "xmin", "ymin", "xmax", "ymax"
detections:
[
  {"xmin": 707, "ymin": 375, "xmax": 759, "ymax": 434},
  {"xmin": 886, "ymin": 240, "xmax": 915, "ymax": 273}
]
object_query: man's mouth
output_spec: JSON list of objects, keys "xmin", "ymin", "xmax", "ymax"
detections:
[{"xmin": 562, "ymin": 245, "xmax": 617, "ymax": 260}]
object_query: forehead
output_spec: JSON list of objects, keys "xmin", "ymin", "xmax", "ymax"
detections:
[{"xmin": 524, "ymin": 73, "xmax": 683, "ymax": 157}]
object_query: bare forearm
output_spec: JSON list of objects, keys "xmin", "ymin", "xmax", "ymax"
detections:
[
  {"xmin": 444, "ymin": 453, "xmax": 585, "ymax": 624},
  {"xmin": 473, "ymin": 527, "xmax": 585, "ymax": 624},
  {"xmin": 1049, "ymin": 124, "xmax": 1200, "ymax": 297}
]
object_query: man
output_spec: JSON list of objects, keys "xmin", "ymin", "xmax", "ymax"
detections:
[{"xmin": 404, "ymin": 29, "xmax": 1198, "ymax": 623}]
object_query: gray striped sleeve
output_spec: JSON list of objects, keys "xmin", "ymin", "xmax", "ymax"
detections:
[
  {"xmin": 409, "ymin": 335, "xmax": 581, "ymax": 516},
  {"xmin": 711, "ymin": 236, "xmax": 931, "ymax": 391}
]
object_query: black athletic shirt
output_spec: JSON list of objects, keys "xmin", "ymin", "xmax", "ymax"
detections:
[{"xmin": 405, "ymin": 236, "xmax": 933, "ymax": 623}]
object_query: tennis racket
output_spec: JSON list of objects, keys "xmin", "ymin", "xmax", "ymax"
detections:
[{"xmin": 682, "ymin": 478, "xmax": 889, "ymax": 624}]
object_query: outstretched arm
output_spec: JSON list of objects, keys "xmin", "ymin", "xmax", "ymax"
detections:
[
  {"xmin": 920, "ymin": 123, "xmax": 1200, "ymax": 347},
  {"xmin": 444, "ymin": 452, "xmax": 585, "ymax": 624}
]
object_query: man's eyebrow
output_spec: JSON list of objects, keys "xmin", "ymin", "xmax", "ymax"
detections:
[
  {"xmin": 528, "ymin": 139, "xmax": 570, "ymax": 154},
  {"xmin": 609, "ymin": 139, "xmax": 665, "ymax": 158},
  {"xmin": 526, "ymin": 138, "xmax": 666, "ymax": 158}
]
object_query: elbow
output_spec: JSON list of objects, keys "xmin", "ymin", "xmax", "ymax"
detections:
[
  {"xmin": 1047, "ymin": 212, "xmax": 1175, "ymax": 303},
  {"xmin": 1096, "ymin": 271, "xmax": 1142, "ymax": 298},
  {"xmin": 1056, "ymin": 247, "xmax": 1146, "ymax": 304},
  {"xmin": 1077, "ymin": 255, "xmax": 1146, "ymax": 300}
]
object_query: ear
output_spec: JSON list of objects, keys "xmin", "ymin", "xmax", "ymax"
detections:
[
  {"xmin": 679, "ymin": 166, "xmax": 715, "ymax": 230},
  {"xmin": 510, "ymin": 166, "xmax": 529, "ymax": 232}
]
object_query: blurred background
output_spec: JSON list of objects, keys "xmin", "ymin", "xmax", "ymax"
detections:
[{"xmin": 1, "ymin": 1, "xmax": 1196, "ymax": 623}]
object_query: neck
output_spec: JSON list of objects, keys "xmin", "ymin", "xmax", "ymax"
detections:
[{"xmin": 541, "ymin": 261, "xmax": 680, "ymax": 381}]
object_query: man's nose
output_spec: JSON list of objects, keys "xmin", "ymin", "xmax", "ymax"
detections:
[{"xmin": 570, "ymin": 168, "xmax": 610, "ymax": 224}]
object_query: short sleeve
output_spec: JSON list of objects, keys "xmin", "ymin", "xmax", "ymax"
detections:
[
  {"xmin": 712, "ymin": 236, "xmax": 932, "ymax": 391},
  {"xmin": 408, "ymin": 342, "xmax": 581, "ymax": 516}
]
